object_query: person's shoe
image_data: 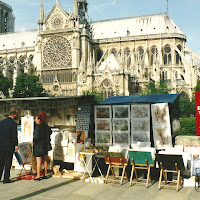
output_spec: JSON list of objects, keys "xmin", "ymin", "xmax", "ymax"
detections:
[
  {"xmin": 3, "ymin": 179, "xmax": 12, "ymax": 184},
  {"xmin": 43, "ymin": 175, "xmax": 51, "ymax": 179},
  {"xmin": 34, "ymin": 177, "xmax": 42, "ymax": 181}
]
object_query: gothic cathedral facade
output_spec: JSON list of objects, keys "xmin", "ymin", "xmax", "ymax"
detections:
[{"xmin": 0, "ymin": 0, "xmax": 199, "ymax": 99}]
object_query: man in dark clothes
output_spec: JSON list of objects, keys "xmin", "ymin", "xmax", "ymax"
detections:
[{"xmin": 0, "ymin": 108, "xmax": 18, "ymax": 184}]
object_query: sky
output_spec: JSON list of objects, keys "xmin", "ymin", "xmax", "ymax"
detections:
[{"xmin": 2, "ymin": 0, "xmax": 200, "ymax": 53}]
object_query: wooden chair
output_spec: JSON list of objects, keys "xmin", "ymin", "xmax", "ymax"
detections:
[
  {"xmin": 157, "ymin": 154, "xmax": 184, "ymax": 192},
  {"xmin": 104, "ymin": 152, "xmax": 128, "ymax": 185},
  {"xmin": 129, "ymin": 150, "xmax": 154, "ymax": 188}
]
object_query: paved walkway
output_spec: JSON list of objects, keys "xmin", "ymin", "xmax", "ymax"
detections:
[{"xmin": 0, "ymin": 169, "xmax": 199, "ymax": 200}]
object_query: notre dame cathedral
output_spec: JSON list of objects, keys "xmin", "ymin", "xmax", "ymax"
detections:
[{"xmin": 0, "ymin": 0, "xmax": 199, "ymax": 99}]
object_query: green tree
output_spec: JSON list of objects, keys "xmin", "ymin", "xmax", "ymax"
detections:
[
  {"xmin": 142, "ymin": 80, "xmax": 172, "ymax": 95},
  {"xmin": 194, "ymin": 80, "xmax": 200, "ymax": 91},
  {"xmin": 12, "ymin": 74, "xmax": 47, "ymax": 98},
  {"xmin": 179, "ymin": 96, "xmax": 195, "ymax": 118},
  {"xmin": 0, "ymin": 74, "xmax": 11, "ymax": 97},
  {"xmin": 83, "ymin": 90, "xmax": 103, "ymax": 103}
]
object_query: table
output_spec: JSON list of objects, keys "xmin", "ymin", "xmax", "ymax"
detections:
[{"xmin": 79, "ymin": 151, "xmax": 104, "ymax": 180}]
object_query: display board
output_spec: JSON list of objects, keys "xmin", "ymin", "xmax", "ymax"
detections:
[
  {"xmin": 95, "ymin": 106, "xmax": 112, "ymax": 146},
  {"xmin": 151, "ymin": 103, "xmax": 172, "ymax": 149},
  {"xmin": 131, "ymin": 104, "xmax": 150, "ymax": 147}
]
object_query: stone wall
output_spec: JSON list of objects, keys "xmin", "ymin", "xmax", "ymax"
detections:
[{"xmin": 175, "ymin": 135, "xmax": 200, "ymax": 146}]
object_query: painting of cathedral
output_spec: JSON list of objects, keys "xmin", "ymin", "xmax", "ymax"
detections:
[{"xmin": 0, "ymin": 0, "xmax": 199, "ymax": 99}]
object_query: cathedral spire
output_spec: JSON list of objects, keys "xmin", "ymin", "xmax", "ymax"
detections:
[
  {"xmin": 38, "ymin": 0, "xmax": 44, "ymax": 24},
  {"xmin": 73, "ymin": 0, "xmax": 78, "ymax": 16},
  {"xmin": 166, "ymin": 0, "xmax": 169, "ymax": 16}
]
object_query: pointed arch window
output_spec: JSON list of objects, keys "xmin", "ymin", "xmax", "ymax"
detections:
[
  {"xmin": 162, "ymin": 71, "xmax": 167, "ymax": 80},
  {"xmin": 97, "ymin": 49, "xmax": 103, "ymax": 61},
  {"xmin": 176, "ymin": 45, "xmax": 182, "ymax": 65},
  {"xmin": 100, "ymin": 79, "xmax": 114, "ymax": 99},
  {"xmin": 111, "ymin": 48, "xmax": 117, "ymax": 56},
  {"xmin": 164, "ymin": 45, "xmax": 171, "ymax": 65},
  {"xmin": 150, "ymin": 46, "xmax": 158, "ymax": 65},
  {"xmin": 137, "ymin": 47, "xmax": 144, "ymax": 64}
]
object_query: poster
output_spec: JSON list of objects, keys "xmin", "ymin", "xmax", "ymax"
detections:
[
  {"xmin": 63, "ymin": 143, "xmax": 76, "ymax": 163},
  {"xmin": 151, "ymin": 103, "xmax": 172, "ymax": 149},
  {"xmin": 95, "ymin": 119, "xmax": 111, "ymax": 131},
  {"xmin": 95, "ymin": 131, "xmax": 112, "ymax": 146},
  {"xmin": 195, "ymin": 91, "xmax": 200, "ymax": 135},
  {"xmin": 113, "ymin": 132, "xmax": 130, "ymax": 146},
  {"xmin": 95, "ymin": 105, "xmax": 111, "ymax": 118},
  {"xmin": 131, "ymin": 105, "xmax": 150, "ymax": 146},
  {"xmin": 113, "ymin": 105, "xmax": 130, "ymax": 118},
  {"xmin": 21, "ymin": 116, "xmax": 34, "ymax": 143},
  {"xmin": 113, "ymin": 119, "xmax": 129, "ymax": 131},
  {"xmin": 77, "ymin": 131, "xmax": 85, "ymax": 143}
]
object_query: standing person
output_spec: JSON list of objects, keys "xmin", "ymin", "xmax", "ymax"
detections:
[
  {"xmin": 0, "ymin": 108, "xmax": 18, "ymax": 184},
  {"xmin": 33, "ymin": 112, "xmax": 52, "ymax": 181}
]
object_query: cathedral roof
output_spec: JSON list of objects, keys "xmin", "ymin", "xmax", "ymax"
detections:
[
  {"xmin": 91, "ymin": 13, "xmax": 185, "ymax": 39},
  {"xmin": 0, "ymin": 30, "xmax": 37, "ymax": 50}
]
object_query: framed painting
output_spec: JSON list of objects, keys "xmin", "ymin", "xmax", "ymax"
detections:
[
  {"xmin": 95, "ymin": 105, "xmax": 111, "ymax": 119},
  {"xmin": 153, "ymin": 127, "xmax": 172, "ymax": 149},
  {"xmin": 131, "ymin": 131, "xmax": 150, "ymax": 146},
  {"xmin": 21, "ymin": 116, "xmax": 34, "ymax": 143},
  {"xmin": 131, "ymin": 104, "xmax": 150, "ymax": 119},
  {"xmin": 95, "ymin": 131, "xmax": 112, "ymax": 146},
  {"xmin": 131, "ymin": 119, "xmax": 149, "ymax": 132},
  {"xmin": 151, "ymin": 103, "xmax": 170, "ymax": 127},
  {"xmin": 95, "ymin": 119, "xmax": 111, "ymax": 131},
  {"xmin": 113, "ymin": 132, "xmax": 130, "ymax": 146},
  {"xmin": 113, "ymin": 119, "xmax": 130, "ymax": 131},
  {"xmin": 113, "ymin": 105, "xmax": 130, "ymax": 119}
]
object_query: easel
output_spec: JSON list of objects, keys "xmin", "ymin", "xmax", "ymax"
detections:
[
  {"xmin": 129, "ymin": 150, "xmax": 154, "ymax": 188},
  {"xmin": 16, "ymin": 144, "xmax": 33, "ymax": 180},
  {"xmin": 157, "ymin": 154, "xmax": 184, "ymax": 192},
  {"xmin": 104, "ymin": 152, "xmax": 128, "ymax": 185}
]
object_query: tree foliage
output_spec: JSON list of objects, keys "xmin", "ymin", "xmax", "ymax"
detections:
[
  {"xmin": 0, "ymin": 74, "xmax": 11, "ymax": 97},
  {"xmin": 12, "ymin": 74, "xmax": 47, "ymax": 98},
  {"xmin": 179, "ymin": 96, "xmax": 195, "ymax": 118},
  {"xmin": 142, "ymin": 80, "xmax": 172, "ymax": 95},
  {"xmin": 83, "ymin": 90, "xmax": 103, "ymax": 103}
]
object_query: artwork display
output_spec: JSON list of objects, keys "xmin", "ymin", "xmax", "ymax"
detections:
[
  {"xmin": 131, "ymin": 105, "xmax": 150, "ymax": 146},
  {"xmin": 96, "ymin": 119, "xmax": 111, "ymax": 131},
  {"xmin": 151, "ymin": 103, "xmax": 170, "ymax": 126},
  {"xmin": 95, "ymin": 106, "xmax": 111, "ymax": 119},
  {"xmin": 153, "ymin": 127, "xmax": 172, "ymax": 148},
  {"xmin": 113, "ymin": 132, "xmax": 130, "ymax": 146},
  {"xmin": 113, "ymin": 105, "xmax": 130, "ymax": 118},
  {"xmin": 18, "ymin": 142, "xmax": 32, "ymax": 164},
  {"xmin": 131, "ymin": 132, "xmax": 150, "ymax": 144},
  {"xmin": 63, "ymin": 143, "xmax": 76, "ymax": 163},
  {"xmin": 151, "ymin": 103, "xmax": 172, "ymax": 149},
  {"xmin": 113, "ymin": 119, "xmax": 129, "ymax": 131},
  {"xmin": 76, "ymin": 104, "xmax": 91, "ymax": 131},
  {"xmin": 132, "ymin": 120, "xmax": 149, "ymax": 131},
  {"xmin": 21, "ymin": 116, "xmax": 34, "ymax": 143},
  {"xmin": 77, "ymin": 131, "xmax": 85, "ymax": 143},
  {"xmin": 95, "ymin": 131, "xmax": 112, "ymax": 146},
  {"xmin": 131, "ymin": 105, "xmax": 150, "ymax": 118}
]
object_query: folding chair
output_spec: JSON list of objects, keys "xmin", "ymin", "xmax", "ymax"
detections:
[
  {"xmin": 157, "ymin": 154, "xmax": 184, "ymax": 192},
  {"xmin": 129, "ymin": 150, "xmax": 154, "ymax": 188},
  {"xmin": 104, "ymin": 152, "xmax": 128, "ymax": 185}
]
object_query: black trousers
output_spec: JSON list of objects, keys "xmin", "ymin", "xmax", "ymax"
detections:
[{"xmin": 0, "ymin": 151, "xmax": 13, "ymax": 181}]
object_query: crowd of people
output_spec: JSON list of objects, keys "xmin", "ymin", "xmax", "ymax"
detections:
[{"xmin": 0, "ymin": 108, "xmax": 52, "ymax": 184}]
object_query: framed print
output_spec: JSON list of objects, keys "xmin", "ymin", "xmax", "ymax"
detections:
[
  {"xmin": 131, "ymin": 119, "xmax": 149, "ymax": 132},
  {"xmin": 131, "ymin": 131, "xmax": 150, "ymax": 145},
  {"xmin": 95, "ymin": 105, "xmax": 111, "ymax": 119},
  {"xmin": 153, "ymin": 127, "xmax": 172, "ymax": 149},
  {"xmin": 95, "ymin": 131, "xmax": 112, "ymax": 146},
  {"xmin": 95, "ymin": 119, "xmax": 111, "ymax": 131},
  {"xmin": 21, "ymin": 116, "xmax": 34, "ymax": 143},
  {"xmin": 113, "ymin": 105, "xmax": 130, "ymax": 118},
  {"xmin": 113, "ymin": 119, "xmax": 129, "ymax": 131},
  {"xmin": 151, "ymin": 103, "xmax": 170, "ymax": 127},
  {"xmin": 131, "ymin": 104, "xmax": 150, "ymax": 119},
  {"xmin": 113, "ymin": 132, "xmax": 130, "ymax": 146}
]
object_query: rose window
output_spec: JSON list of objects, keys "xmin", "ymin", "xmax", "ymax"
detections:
[{"xmin": 43, "ymin": 36, "xmax": 72, "ymax": 68}]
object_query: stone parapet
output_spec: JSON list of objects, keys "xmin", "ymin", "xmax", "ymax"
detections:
[{"xmin": 175, "ymin": 135, "xmax": 200, "ymax": 146}]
